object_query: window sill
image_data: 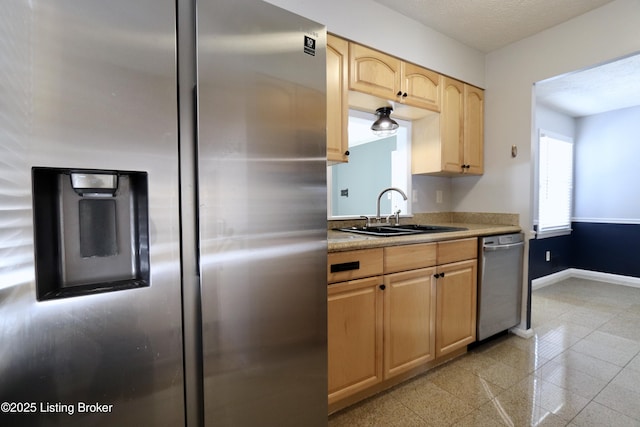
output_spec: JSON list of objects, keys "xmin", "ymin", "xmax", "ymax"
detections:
[{"xmin": 536, "ymin": 228, "xmax": 572, "ymax": 239}]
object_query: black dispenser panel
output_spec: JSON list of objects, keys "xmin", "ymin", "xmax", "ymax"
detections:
[{"xmin": 32, "ymin": 168, "xmax": 150, "ymax": 300}]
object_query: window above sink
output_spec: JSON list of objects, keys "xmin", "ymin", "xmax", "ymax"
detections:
[{"xmin": 327, "ymin": 109, "xmax": 412, "ymax": 219}]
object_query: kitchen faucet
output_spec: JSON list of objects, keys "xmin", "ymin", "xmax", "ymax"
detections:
[{"xmin": 370, "ymin": 187, "xmax": 408, "ymax": 226}]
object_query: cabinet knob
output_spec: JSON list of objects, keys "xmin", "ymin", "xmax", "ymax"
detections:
[
  {"xmin": 434, "ymin": 273, "xmax": 445, "ymax": 278},
  {"xmin": 379, "ymin": 284, "xmax": 386, "ymax": 290},
  {"xmin": 396, "ymin": 91, "xmax": 403, "ymax": 97},
  {"xmin": 402, "ymin": 92, "xmax": 408, "ymax": 98},
  {"xmin": 344, "ymin": 150, "xmax": 350, "ymax": 156}
]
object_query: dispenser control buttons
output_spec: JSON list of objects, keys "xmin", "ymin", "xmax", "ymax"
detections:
[{"xmin": 71, "ymin": 172, "xmax": 118, "ymax": 196}]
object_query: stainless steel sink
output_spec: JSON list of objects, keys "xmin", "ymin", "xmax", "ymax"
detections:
[
  {"xmin": 335, "ymin": 226, "xmax": 422, "ymax": 237},
  {"xmin": 335, "ymin": 224, "xmax": 467, "ymax": 237},
  {"xmin": 393, "ymin": 224, "xmax": 467, "ymax": 233}
]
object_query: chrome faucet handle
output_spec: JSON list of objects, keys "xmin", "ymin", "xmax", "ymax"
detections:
[
  {"xmin": 385, "ymin": 210, "xmax": 402, "ymax": 226},
  {"xmin": 360, "ymin": 215, "xmax": 372, "ymax": 227}
]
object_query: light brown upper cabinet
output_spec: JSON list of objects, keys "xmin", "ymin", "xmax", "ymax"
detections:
[
  {"xmin": 349, "ymin": 43, "xmax": 402, "ymax": 101},
  {"xmin": 440, "ymin": 78, "xmax": 465, "ymax": 174},
  {"xmin": 412, "ymin": 77, "xmax": 484, "ymax": 176},
  {"xmin": 401, "ymin": 63, "xmax": 441, "ymax": 112},
  {"xmin": 331, "ymin": 36, "xmax": 484, "ymax": 175},
  {"xmin": 463, "ymin": 84, "xmax": 484, "ymax": 175},
  {"xmin": 327, "ymin": 34, "xmax": 350, "ymax": 164},
  {"xmin": 349, "ymin": 43, "xmax": 441, "ymax": 112}
]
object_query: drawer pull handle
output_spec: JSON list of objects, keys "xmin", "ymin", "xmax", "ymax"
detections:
[{"xmin": 330, "ymin": 261, "xmax": 360, "ymax": 273}]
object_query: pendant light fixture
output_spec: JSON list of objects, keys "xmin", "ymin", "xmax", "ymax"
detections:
[{"xmin": 371, "ymin": 106, "xmax": 399, "ymax": 136}]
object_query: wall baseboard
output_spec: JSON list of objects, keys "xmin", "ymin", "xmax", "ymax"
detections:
[
  {"xmin": 509, "ymin": 327, "xmax": 534, "ymax": 339},
  {"xmin": 532, "ymin": 268, "xmax": 640, "ymax": 290}
]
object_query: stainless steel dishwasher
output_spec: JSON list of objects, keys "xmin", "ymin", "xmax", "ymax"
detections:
[{"xmin": 477, "ymin": 233, "xmax": 525, "ymax": 341}]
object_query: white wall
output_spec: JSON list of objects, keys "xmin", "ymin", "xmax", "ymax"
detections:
[
  {"xmin": 574, "ymin": 106, "xmax": 640, "ymax": 223},
  {"xmin": 535, "ymin": 104, "xmax": 575, "ymax": 139},
  {"xmin": 452, "ymin": 0, "xmax": 640, "ymax": 234},
  {"xmin": 265, "ymin": 0, "xmax": 485, "ymax": 87},
  {"xmin": 411, "ymin": 175, "xmax": 452, "ymax": 212},
  {"xmin": 452, "ymin": 0, "xmax": 640, "ymax": 331}
]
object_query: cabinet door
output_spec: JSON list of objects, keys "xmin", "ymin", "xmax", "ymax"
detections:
[
  {"xmin": 463, "ymin": 84, "xmax": 484, "ymax": 174},
  {"xmin": 383, "ymin": 268, "xmax": 436, "ymax": 379},
  {"xmin": 327, "ymin": 35, "xmax": 349, "ymax": 164},
  {"xmin": 328, "ymin": 276, "xmax": 383, "ymax": 404},
  {"xmin": 401, "ymin": 63, "xmax": 441, "ymax": 112},
  {"xmin": 435, "ymin": 259, "xmax": 477, "ymax": 358},
  {"xmin": 349, "ymin": 43, "xmax": 401, "ymax": 100},
  {"xmin": 440, "ymin": 77, "xmax": 464, "ymax": 173}
]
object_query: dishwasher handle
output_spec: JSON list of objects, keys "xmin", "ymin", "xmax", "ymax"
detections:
[{"xmin": 483, "ymin": 241, "xmax": 524, "ymax": 251}]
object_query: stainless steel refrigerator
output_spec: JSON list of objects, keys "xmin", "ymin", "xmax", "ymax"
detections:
[{"xmin": 0, "ymin": 0, "xmax": 327, "ymax": 426}]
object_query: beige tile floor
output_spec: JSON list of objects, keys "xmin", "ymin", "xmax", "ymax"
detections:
[{"xmin": 328, "ymin": 278, "xmax": 640, "ymax": 426}]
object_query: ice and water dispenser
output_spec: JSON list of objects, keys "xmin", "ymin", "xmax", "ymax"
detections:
[{"xmin": 32, "ymin": 168, "xmax": 150, "ymax": 300}]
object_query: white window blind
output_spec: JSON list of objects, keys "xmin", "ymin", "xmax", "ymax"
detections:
[{"xmin": 537, "ymin": 131, "xmax": 574, "ymax": 237}]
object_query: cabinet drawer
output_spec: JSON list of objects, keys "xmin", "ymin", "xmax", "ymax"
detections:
[
  {"xmin": 328, "ymin": 248, "xmax": 384, "ymax": 284},
  {"xmin": 437, "ymin": 238, "xmax": 477, "ymax": 265},
  {"xmin": 384, "ymin": 243, "xmax": 437, "ymax": 274}
]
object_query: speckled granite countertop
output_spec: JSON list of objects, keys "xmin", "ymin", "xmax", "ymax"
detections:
[
  {"xmin": 328, "ymin": 223, "xmax": 521, "ymax": 252},
  {"xmin": 327, "ymin": 213, "xmax": 522, "ymax": 253}
]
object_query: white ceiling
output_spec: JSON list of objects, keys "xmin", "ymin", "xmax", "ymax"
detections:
[
  {"xmin": 371, "ymin": 0, "xmax": 639, "ymax": 117},
  {"xmin": 536, "ymin": 54, "xmax": 640, "ymax": 117},
  {"xmin": 371, "ymin": 0, "xmax": 616, "ymax": 53}
]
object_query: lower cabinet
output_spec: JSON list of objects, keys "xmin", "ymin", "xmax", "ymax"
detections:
[
  {"xmin": 384, "ymin": 267, "xmax": 436, "ymax": 379},
  {"xmin": 327, "ymin": 238, "xmax": 477, "ymax": 410},
  {"xmin": 327, "ymin": 276, "xmax": 383, "ymax": 405},
  {"xmin": 435, "ymin": 259, "xmax": 477, "ymax": 357}
]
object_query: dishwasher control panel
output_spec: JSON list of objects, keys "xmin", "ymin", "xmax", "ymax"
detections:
[{"xmin": 483, "ymin": 233, "xmax": 524, "ymax": 246}]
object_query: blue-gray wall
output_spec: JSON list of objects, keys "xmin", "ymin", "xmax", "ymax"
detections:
[
  {"xmin": 530, "ymin": 105, "xmax": 640, "ymax": 281},
  {"xmin": 331, "ymin": 137, "xmax": 394, "ymax": 216},
  {"xmin": 530, "ymin": 222, "xmax": 640, "ymax": 280}
]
